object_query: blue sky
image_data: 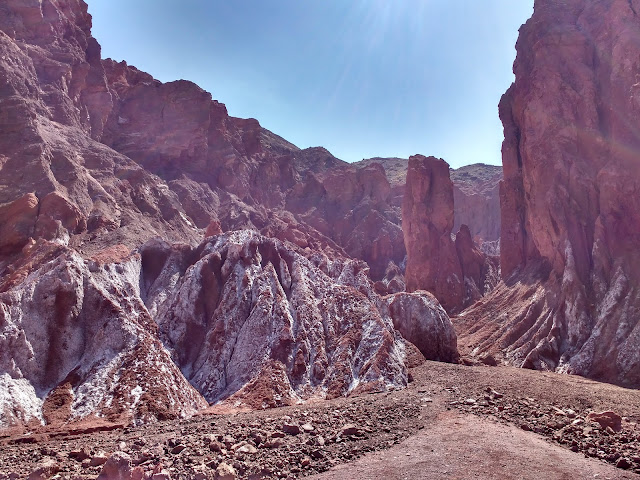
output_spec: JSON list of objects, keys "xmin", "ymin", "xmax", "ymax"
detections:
[{"xmin": 88, "ymin": 1, "xmax": 533, "ymax": 168}]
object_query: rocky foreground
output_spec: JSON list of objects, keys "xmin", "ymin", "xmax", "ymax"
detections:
[{"xmin": 1, "ymin": 362, "xmax": 638, "ymax": 479}]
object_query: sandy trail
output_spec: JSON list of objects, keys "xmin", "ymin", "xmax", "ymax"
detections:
[{"xmin": 310, "ymin": 410, "xmax": 636, "ymax": 480}]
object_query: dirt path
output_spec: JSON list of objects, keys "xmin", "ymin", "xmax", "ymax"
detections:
[{"xmin": 310, "ymin": 410, "xmax": 635, "ymax": 479}]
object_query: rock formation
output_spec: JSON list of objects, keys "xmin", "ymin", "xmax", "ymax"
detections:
[
  {"xmin": 0, "ymin": 0, "xmax": 460, "ymax": 427},
  {"xmin": 356, "ymin": 157, "xmax": 503, "ymax": 250},
  {"xmin": 456, "ymin": 0, "xmax": 640, "ymax": 387},
  {"xmin": 0, "ymin": 241, "xmax": 208, "ymax": 427},
  {"xmin": 403, "ymin": 155, "xmax": 464, "ymax": 312},
  {"xmin": 143, "ymin": 231, "xmax": 421, "ymax": 408}
]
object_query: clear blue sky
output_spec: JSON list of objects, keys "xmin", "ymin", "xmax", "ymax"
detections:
[{"xmin": 88, "ymin": 1, "xmax": 533, "ymax": 168}]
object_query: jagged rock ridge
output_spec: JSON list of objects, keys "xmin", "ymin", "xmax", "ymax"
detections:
[{"xmin": 1, "ymin": 232, "xmax": 459, "ymax": 426}]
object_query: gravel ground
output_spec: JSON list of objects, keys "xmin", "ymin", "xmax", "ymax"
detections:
[{"xmin": 1, "ymin": 361, "xmax": 638, "ymax": 479}]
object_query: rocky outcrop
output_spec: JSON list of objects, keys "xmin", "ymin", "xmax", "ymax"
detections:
[
  {"xmin": 0, "ymin": 241, "xmax": 208, "ymax": 427},
  {"xmin": 356, "ymin": 158, "xmax": 503, "ymax": 248},
  {"xmin": 451, "ymin": 164, "xmax": 502, "ymax": 246},
  {"xmin": 0, "ymin": 231, "xmax": 459, "ymax": 426},
  {"xmin": 403, "ymin": 155, "xmax": 464, "ymax": 312},
  {"xmin": 142, "ymin": 231, "xmax": 413, "ymax": 408},
  {"xmin": 456, "ymin": 0, "xmax": 640, "ymax": 387}
]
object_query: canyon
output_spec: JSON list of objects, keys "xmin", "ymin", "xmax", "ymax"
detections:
[
  {"xmin": 0, "ymin": 0, "xmax": 464, "ymax": 430},
  {"xmin": 1, "ymin": 0, "xmax": 640, "ymax": 478}
]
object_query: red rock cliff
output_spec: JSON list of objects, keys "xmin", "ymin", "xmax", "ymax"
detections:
[
  {"xmin": 403, "ymin": 155, "xmax": 464, "ymax": 312},
  {"xmin": 457, "ymin": 0, "xmax": 640, "ymax": 387}
]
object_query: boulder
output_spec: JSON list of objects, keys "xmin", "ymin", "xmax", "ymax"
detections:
[{"xmin": 384, "ymin": 291, "xmax": 459, "ymax": 362}]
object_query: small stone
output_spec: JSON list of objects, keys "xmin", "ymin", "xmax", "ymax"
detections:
[
  {"xmin": 464, "ymin": 398, "xmax": 477, "ymax": 405},
  {"xmin": 69, "ymin": 448, "xmax": 91, "ymax": 462},
  {"xmin": 485, "ymin": 387, "xmax": 503, "ymax": 399},
  {"xmin": 616, "ymin": 457, "xmax": 632, "ymax": 470},
  {"xmin": 151, "ymin": 471, "xmax": 171, "ymax": 480},
  {"xmin": 89, "ymin": 453, "xmax": 109, "ymax": 467},
  {"xmin": 266, "ymin": 438, "xmax": 285, "ymax": 448},
  {"xmin": 235, "ymin": 444, "xmax": 257, "ymax": 454},
  {"xmin": 222, "ymin": 435, "xmax": 236, "ymax": 448},
  {"xmin": 300, "ymin": 423, "xmax": 314, "ymax": 432},
  {"xmin": 209, "ymin": 441, "xmax": 223, "ymax": 452},
  {"xmin": 27, "ymin": 459, "xmax": 60, "ymax": 480},
  {"xmin": 249, "ymin": 431, "xmax": 265, "ymax": 444},
  {"xmin": 215, "ymin": 462, "xmax": 237, "ymax": 480},
  {"xmin": 170, "ymin": 445, "xmax": 186, "ymax": 455},
  {"xmin": 340, "ymin": 424, "xmax": 361, "ymax": 436},
  {"xmin": 587, "ymin": 411, "xmax": 622, "ymax": 432},
  {"xmin": 97, "ymin": 452, "xmax": 133, "ymax": 480},
  {"xmin": 282, "ymin": 423, "xmax": 301, "ymax": 435}
]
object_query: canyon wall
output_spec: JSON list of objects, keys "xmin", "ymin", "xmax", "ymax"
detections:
[{"xmin": 456, "ymin": 0, "xmax": 640, "ymax": 387}]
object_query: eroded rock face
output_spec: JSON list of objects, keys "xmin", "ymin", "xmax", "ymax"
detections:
[
  {"xmin": 0, "ymin": 242, "xmax": 208, "ymax": 427},
  {"xmin": 0, "ymin": 231, "xmax": 459, "ymax": 426},
  {"xmin": 143, "ymin": 231, "xmax": 415, "ymax": 408},
  {"xmin": 457, "ymin": 0, "xmax": 640, "ymax": 387},
  {"xmin": 403, "ymin": 155, "xmax": 464, "ymax": 312}
]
